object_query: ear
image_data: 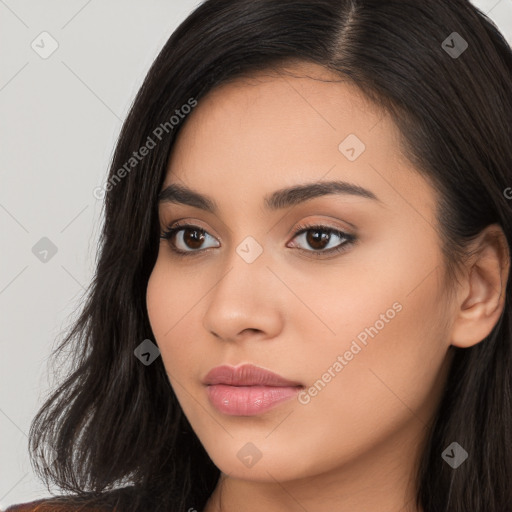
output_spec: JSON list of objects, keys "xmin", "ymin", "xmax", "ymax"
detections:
[{"xmin": 450, "ymin": 224, "xmax": 510, "ymax": 348}]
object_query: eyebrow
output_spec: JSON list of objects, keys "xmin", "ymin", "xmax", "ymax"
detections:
[{"xmin": 158, "ymin": 179, "xmax": 381, "ymax": 213}]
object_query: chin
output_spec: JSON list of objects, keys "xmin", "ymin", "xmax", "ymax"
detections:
[{"xmin": 203, "ymin": 439, "xmax": 318, "ymax": 482}]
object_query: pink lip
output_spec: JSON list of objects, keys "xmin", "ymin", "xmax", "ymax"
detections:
[{"xmin": 203, "ymin": 364, "xmax": 304, "ymax": 416}]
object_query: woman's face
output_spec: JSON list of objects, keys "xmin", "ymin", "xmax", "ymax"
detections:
[{"xmin": 146, "ymin": 61, "xmax": 456, "ymax": 483}]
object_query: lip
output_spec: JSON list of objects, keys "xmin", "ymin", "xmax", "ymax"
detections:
[
  {"xmin": 203, "ymin": 364, "xmax": 302, "ymax": 387},
  {"xmin": 203, "ymin": 364, "xmax": 304, "ymax": 416}
]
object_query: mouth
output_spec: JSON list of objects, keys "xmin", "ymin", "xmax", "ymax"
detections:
[{"xmin": 203, "ymin": 364, "xmax": 304, "ymax": 416}]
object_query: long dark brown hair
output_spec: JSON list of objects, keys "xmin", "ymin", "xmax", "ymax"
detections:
[{"xmin": 27, "ymin": 1, "xmax": 512, "ymax": 511}]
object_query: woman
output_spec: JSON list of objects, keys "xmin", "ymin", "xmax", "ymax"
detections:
[{"xmin": 6, "ymin": 0, "xmax": 512, "ymax": 511}]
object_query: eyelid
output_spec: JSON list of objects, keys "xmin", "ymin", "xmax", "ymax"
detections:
[
  {"xmin": 161, "ymin": 218, "xmax": 222, "ymax": 241},
  {"xmin": 289, "ymin": 216, "xmax": 355, "ymax": 237},
  {"xmin": 161, "ymin": 216, "xmax": 354, "ymax": 239}
]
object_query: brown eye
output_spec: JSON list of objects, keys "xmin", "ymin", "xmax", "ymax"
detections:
[
  {"xmin": 180, "ymin": 227, "xmax": 206, "ymax": 249},
  {"xmin": 304, "ymin": 229, "xmax": 331, "ymax": 250},
  {"xmin": 289, "ymin": 223, "xmax": 356, "ymax": 257},
  {"xmin": 160, "ymin": 223, "xmax": 220, "ymax": 255}
]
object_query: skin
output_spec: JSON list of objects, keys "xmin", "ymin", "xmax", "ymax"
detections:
[{"xmin": 146, "ymin": 61, "xmax": 510, "ymax": 512}]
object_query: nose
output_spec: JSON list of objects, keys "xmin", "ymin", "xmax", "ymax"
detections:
[{"xmin": 201, "ymin": 248, "xmax": 284, "ymax": 344}]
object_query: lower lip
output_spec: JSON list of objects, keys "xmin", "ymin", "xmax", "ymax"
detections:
[{"xmin": 206, "ymin": 384, "xmax": 302, "ymax": 416}]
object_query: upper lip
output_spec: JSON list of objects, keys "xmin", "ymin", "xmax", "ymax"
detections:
[{"xmin": 203, "ymin": 364, "xmax": 303, "ymax": 387}]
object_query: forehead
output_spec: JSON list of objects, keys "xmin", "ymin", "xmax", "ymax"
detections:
[
  {"xmin": 176, "ymin": 61, "xmax": 388, "ymax": 145},
  {"xmin": 161, "ymin": 61, "xmax": 434, "ymax": 223}
]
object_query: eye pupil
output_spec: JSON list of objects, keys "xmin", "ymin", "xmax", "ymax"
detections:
[
  {"xmin": 306, "ymin": 229, "xmax": 330, "ymax": 250},
  {"xmin": 183, "ymin": 228, "xmax": 205, "ymax": 249}
]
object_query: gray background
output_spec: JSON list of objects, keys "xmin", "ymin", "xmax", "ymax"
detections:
[{"xmin": 1, "ymin": 0, "xmax": 511, "ymax": 508}]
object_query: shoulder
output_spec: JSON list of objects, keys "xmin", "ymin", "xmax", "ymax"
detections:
[
  {"xmin": 3, "ymin": 496, "xmax": 115, "ymax": 511},
  {"xmin": 3, "ymin": 487, "xmax": 142, "ymax": 512}
]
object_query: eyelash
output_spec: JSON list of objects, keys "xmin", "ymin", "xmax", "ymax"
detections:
[{"xmin": 160, "ymin": 221, "xmax": 357, "ymax": 259}]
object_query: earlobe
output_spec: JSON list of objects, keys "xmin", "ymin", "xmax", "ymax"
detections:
[{"xmin": 450, "ymin": 224, "xmax": 510, "ymax": 349}]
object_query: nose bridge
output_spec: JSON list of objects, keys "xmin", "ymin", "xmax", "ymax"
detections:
[
  {"xmin": 201, "ymin": 235, "xmax": 283, "ymax": 340},
  {"xmin": 210, "ymin": 235, "xmax": 271, "ymax": 307}
]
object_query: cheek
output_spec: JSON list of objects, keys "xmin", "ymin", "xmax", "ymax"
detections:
[
  {"xmin": 289, "ymin": 233, "xmax": 450, "ymax": 439},
  {"xmin": 146, "ymin": 258, "xmax": 202, "ymax": 378},
  {"xmin": 265, "ymin": 283, "xmax": 449, "ymax": 479},
  {"xmin": 146, "ymin": 259, "xmax": 174, "ymax": 341},
  {"xmin": 146, "ymin": 259, "xmax": 224, "ymax": 441},
  {"xmin": 147, "ymin": 252, "xmax": 202, "ymax": 338}
]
